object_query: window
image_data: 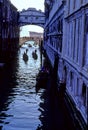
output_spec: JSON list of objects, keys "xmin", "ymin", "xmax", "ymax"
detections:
[
  {"xmin": 81, "ymin": 0, "xmax": 83, "ymax": 4},
  {"xmin": 68, "ymin": 0, "xmax": 70, "ymax": 14},
  {"xmin": 70, "ymin": 72, "xmax": 73, "ymax": 91},
  {"xmin": 63, "ymin": 66, "xmax": 67, "ymax": 83},
  {"xmin": 82, "ymin": 83, "xmax": 86, "ymax": 106},
  {"xmin": 25, "ymin": 16, "xmax": 28, "ymax": 19},
  {"xmin": 58, "ymin": 20, "xmax": 60, "ymax": 32},
  {"xmin": 36, "ymin": 16, "xmax": 38, "ymax": 20},
  {"xmin": 77, "ymin": 18, "xmax": 80, "ymax": 63},
  {"xmin": 76, "ymin": 78, "xmax": 79, "ymax": 96},
  {"xmin": 73, "ymin": 0, "xmax": 76, "ymax": 9},
  {"xmin": 73, "ymin": 19, "xmax": 76, "ymax": 60},
  {"xmin": 83, "ymin": 15, "xmax": 88, "ymax": 66}
]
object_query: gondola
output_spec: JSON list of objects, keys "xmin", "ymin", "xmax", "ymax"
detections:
[
  {"xmin": 23, "ymin": 52, "xmax": 28, "ymax": 62},
  {"xmin": 28, "ymin": 44, "xmax": 32, "ymax": 47},
  {"xmin": 35, "ymin": 67, "xmax": 50, "ymax": 92},
  {"xmin": 32, "ymin": 50, "xmax": 38, "ymax": 60}
]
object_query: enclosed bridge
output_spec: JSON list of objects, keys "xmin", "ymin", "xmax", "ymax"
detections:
[{"xmin": 18, "ymin": 8, "xmax": 45, "ymax": 28}]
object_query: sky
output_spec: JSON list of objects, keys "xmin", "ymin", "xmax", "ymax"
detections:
[{"xmin": 10, "ymin": 0, "xmax": 44, "ymax": 37}]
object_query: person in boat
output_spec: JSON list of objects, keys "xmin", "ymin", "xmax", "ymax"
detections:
[
  {"xmin": 32, "ymin": 49, "xmax": 38, "ymax": 59},
  {"xmin": 23, "ymin": 50, "xmax": 28, "ymax": 61}
]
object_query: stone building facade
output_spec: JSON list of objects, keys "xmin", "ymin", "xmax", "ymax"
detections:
[
  {"xmin": 44, "ymin": 0, "xmax": 88, "ymax": 126},
  {"xmin": 0, "ymin": 0, "xmax": 19, "ymax": 62}
]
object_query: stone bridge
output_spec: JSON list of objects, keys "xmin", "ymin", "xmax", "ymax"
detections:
[
  {"xmin": 19, "ymin": 37, "xmax": 43, "ymax": 46},
  {"xmin": 18, "ymin": 8, "xmax": 45, "ymax": 28}
]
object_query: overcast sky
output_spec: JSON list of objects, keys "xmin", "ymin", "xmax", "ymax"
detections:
[
  {"xmin": 10, "ymin": 0, "xmax": 44, "ymax": 37},
  {"xmin": 10, "ymin": 0, "xmax": 44, "ymax": 11}
]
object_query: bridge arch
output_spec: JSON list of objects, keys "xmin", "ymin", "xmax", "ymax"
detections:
[
  {"xmin": 20, "ymin": 25, "xmax": 44, "ymax": 37},
  {"xmin": 18, "ymin": 8, "xmax": 45, "ymax": 28}
]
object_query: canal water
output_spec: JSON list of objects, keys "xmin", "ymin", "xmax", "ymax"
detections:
[
  {"xmin": 0, "ymin": 42, "xmax": 45, "ymax": 130},
  {"xmin": 0, "ymin": 42, "xmax": 76, "ymax": 130}
]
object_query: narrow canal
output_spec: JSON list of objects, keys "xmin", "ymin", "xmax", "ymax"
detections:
[{"xmin": 0, "ymin": 42, "xmax": 75, "ymax": 130}]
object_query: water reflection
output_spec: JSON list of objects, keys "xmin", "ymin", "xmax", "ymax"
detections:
[
  {"xmin": 0, "ymin": 42, "xmax": 77, "ymax": 130},
  {"xmin": 0, "ymin": 43, "xmax": 45, "ymax": 130}
]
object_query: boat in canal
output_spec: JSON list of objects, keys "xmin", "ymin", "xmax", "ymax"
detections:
[
  {"xmin": 32, "ymin": 50, "xmax": 38, "ymax": 60},
  {"xmin": 35, "ymin": 66, "xmax": 50, "ymax": 92},
  {"xmin": 23, "ymin": 51, "xmax": 28, "ymax": 62},
  {"xmin": 28, "ymin": 44, "xmax": 32, "ymax": 47}
]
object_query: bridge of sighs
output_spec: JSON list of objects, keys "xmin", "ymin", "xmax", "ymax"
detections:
[{"xmin": 18, "ymin": 8, "xmax": 45, "ymax": 28}]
